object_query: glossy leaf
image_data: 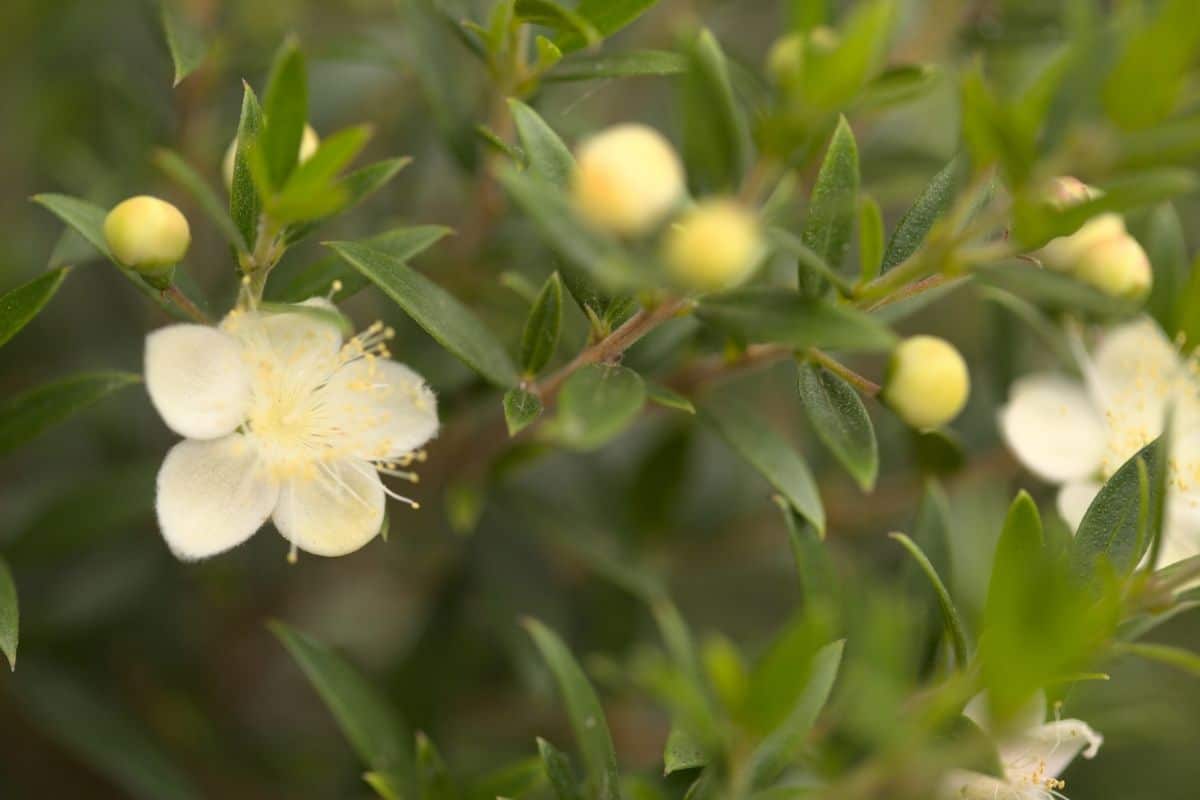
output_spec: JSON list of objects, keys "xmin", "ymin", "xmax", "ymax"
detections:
[
  {"xmin": 890, "ymin": 533, "xmax": 969, "ymax": 668},
  {"xmin": 547, "ymin": 50, "xmax": 687, "ymax": 82},
  {"xmin": 557, "ymin": 363, "xmax": 646, "ymax": 449},
  {"xmin": 0, "ymin": 267, "xmax": 70, "ymax": 349},
  {"xmin": 269, "ymin": 125, "xmax": 371, "ymax": 223},
  {"xmin": 555, "ymin": 0, "xmax": 659, "ymax": 52},
  {"xmin": 230, "ymin": 83, "xmax": 265, "ymax": 250},
  {"xmin": 796, "ymin": 361, "xmax": 878, "ymax": 491},
  {"xmin": 801, "ymin": 117, "xmax": 859, "ymax": 271},
  {"xmin": 261, "ymin": 39, "xmax": 308, "ymax": 188},
  {"xmin": 521, "ymin": 272, "xmax": 564, "ymax": 375},
  {"xmin": 0, "ymin": 372, "xmax": 141, "ymax": 454},
  {"xmin": 524, "ymin": 619, "xmax": 621, "ymax": 800},
  {"xmin": 328, "ymin": 240, "xmax": 519, "ymax": 387},
  {"xmin": 881, "ymin": 156, "xmax": 959, "ymax": 272},
  {"xmin": 160, "ymin": 0, "xmax": 207, "ymax": 87},
  {"xmin": 509, "ymin": 99, "xmax": 575, "ymax": 189},
  {"xmin": 0, "ymin": 556, "xmax": 16, "ymax": 670},
  {"xmin": 682, "ymin": 29, "xmax": 751, "ymax": 192},
  {"xmin": 504, "ymin": 387, "xmax": 544, "ymax": 436},
  {"xmin": 696, "ymin": 287, "xmax": 896, "ymax": 352},
  {"xmin": 538, "ymin": 737, "xmax": 583, "ymax": 800}
]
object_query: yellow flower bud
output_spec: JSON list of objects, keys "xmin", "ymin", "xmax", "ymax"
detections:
[
  {"xmin": 103, "ymin": 196, "xmax": 190, "ymax": 278},
  {"xmin": 884, "ymin": 336, "xmax": 970, "ymax": 430},
  {"xmin": 664, "ymin": 199, "xmax": 763, "ymax": 292},
  {"xmin": 222, "ymin": 123, "xmax": 320, "ymax": 188},
  {"xmin": 572, "ymin": 124, "xmax": 685, "ymax": 237},
  {"xmin": 1074, "ymin": 233, "xmax": 1153, "ymax": 299},
  {"xmin": 1037, "ymin": 212, "xmax": 1126, "ymax": 273}
]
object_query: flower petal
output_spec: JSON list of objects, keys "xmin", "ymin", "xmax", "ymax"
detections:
[
  {"xmin": 156, "ymin": 436, "xmax": 278, "ymax": 560},
  {"xmin": 322, "ymin": 359, "xmax": 439, "ymax": 460},
  {"xmin": 145, "ymin": 324, "xmax": 252, "ymax": 439},
  {"xmin": 273, "ymin": 458, "xmax": 385, "ymax": 557},
  {"xmin": 998, "ymin": 374, "xmax": 1107, "ymax": 483},
  {"xmin": 999, "ymin": 718, "xmax": 1102, "ymax": 784},
  {"xmin": 222, "ymin": 298, "xmax": 343, "ymax": 374},
  {"xmin": 1089, "ymin": 317, "xmax": 1180, "ymax": 442},
  {"xmin": 1057, "ymin": 481, "xmax": 1101, "ymax": 530},
  {"xmin": 938, "ymin": 770, "xmax": 1025, "ymax": 800}
]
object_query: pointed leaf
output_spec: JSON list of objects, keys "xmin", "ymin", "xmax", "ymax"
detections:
[
  {"xmin": 663, "ymin": 724, "xmax": 707, "ymax": 775},
  {"xmin": 682, "ymin": 29, "xmax": 751, "ymax": 192},
  {"xmin": 509, "ymin": 99, "xmax": 575, "ymax": 189},
  {"xmin": 796, "ymin": 362, "xmax": 878, "ymax": 491},
  {"xmin": 262, "ymin": 39, "xmax": 308, "ymax": 187},
  {"xmin": 0, "ymin": 372, "xmax": 141, "ymax": 454},
  {"xmin": 546, "ymin": 50, "xmax": 687, "ymax": 82},
  {"xmin": 160, "ymin": 0, "xmax": 208, "ymax": 87},
  {"xmin": 986, "ymin": 491, "xmax": 1044, "ymax": 629},
  {"xmin": 230, "ymin": 83, "xmax": 265, "ymax": 249},
  {"xmin": 538, "ymin": 737, "xmax": 583, "ymax": 800},
  {"xmin": 646, "ymin": 383, "xmax": 695, "ymax": 414},
  {"xmin": 1072, "ymin": 439, "xmax": 1163, "ymax": 580},
  {"xmin": 882, "ymin": 156, "xmax": 959, "ymax": 272},
  {"xmin": 504, "ymin": 388, "xmax": 544, "ymax": 436},
  {"xmin": 520, "ymin": 272, "xmax": 564, "ymax": 375},
  {"xmin": 555, "ymin": 0, "xmax": 660, "ymax": 52},
  {"xmin": 890, "ymin": 533, "xmax": 969, "ymax": 669},
  {"xmin": 0, "ymin": 556, "xmax": 16, "ymax": 670},
  {"xmin": 801, "ymin": 117, "xmax": 859, "ymax": 271},
  {"xmin": 1, "ymin": 267, "xmax": 70, "ymax": 349}
]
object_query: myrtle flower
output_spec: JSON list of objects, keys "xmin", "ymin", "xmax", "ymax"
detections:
[
  {"xmin": 941, "ymin": 692, "xmax": 1102, "ymax": 800},
  {"xmin": 999, "ymin": 317, "xmax": 1200, "ymax": 567},
  {"xmin": 146, "ymin": 296, "xmax": 437, "ymax": 561}
]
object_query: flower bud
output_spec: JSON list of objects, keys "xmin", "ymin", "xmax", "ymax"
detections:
[
  {"xmin": 1074, "ymin": 233, "xmax": 1153, "ymax": 299},
  {"xmin": 103, "ymin": 196, "xmax": 190, "ymax": 279},
  {"xmin": 664, "ymin": 199, "xmax": 764, "ymax": 292},
  {"xmin": 884, "ymin": 335, "xmax": 970, "ymax": 430},
  {"xmin": 222, "ymin": 123, "xmax": 319, "ymax": 188},
  {"xmin": 767, "ymin": 26, "xmax": 839, "ymax": 86},
  {"xmin": 572, "ymin": 124, "xmax": 685, "ymax": 237},
  {"xmin": 1037, "ymin": 212, "xmax": 1126, "ymax": 273}
]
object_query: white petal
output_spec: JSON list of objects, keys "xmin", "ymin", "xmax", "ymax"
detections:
[
  {"xmin": 222, "ymin": 300, "xmax": 343, "ymax": 374},
  {"xmin": 156, "ymin": 436, "xmax": 278, "ymax": 560},
  {"xmin": 1089, "ymin": 317, "xmax": 1180, "ymax": 436},
  {"xmin": 322, "ymin": 359, "xmax": 439, "ymax": 460},
  {"xmin": 273, "ymin": 458, "xmax": 385, "ymax": 557},
  {"xmin": 1057, "ymin": 481, "xmax": 1101, "ymax": 530},
  {"xmin": 1157, "ymin": 490, "xmax": 1200, "ymax": 569},
  {"xmin": 145, "ymin": 324, "xmax": 251, "ymax": 439},
  {"xmin": 999, "ymin": 718, "xmax": 1102, "ymax": 784},
  {"xmin": 998, "ymin": 374, "xmax": 1107, "ymax": 482},
  {"xmin": 938, "ymin": 770, "xmax": 1026, "ymax": 800}
]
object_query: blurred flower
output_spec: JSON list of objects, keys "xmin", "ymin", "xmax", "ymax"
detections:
[
  {"xmin": 663, "ymin": 198, "xmax": 764, "ymax": 291},
  {"xmin": 571, "ymin": 123, "xmax": 685, "ymax": 236},
  {"xmin": 883, "ymin": 335, "xmax": 970, "ymax": 430},
  {"xmin": 104, "ymin": 195, "xmax": 190, "ymax": 279},
  {"xmin": 146, "ymin": 298, "xmax": 437, "ymax": 561},
  {"xmin": 941, "ymin": 692, "xmax": 1102, "ymax": 800},
  {"xmin": 999, "ymin": 317, "xmax": 1200, "ymax": 567},
  {"xmin": 222, "ymin": 123, "xmax": 320, "ymax": 188}
]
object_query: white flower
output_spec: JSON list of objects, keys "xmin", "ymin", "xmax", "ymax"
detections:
[
  {"xmin": 145, "ymin": 299, "xmax": 438, "ymax": 561},
  {"xmin": 999, "ymin": 317, "xmax": 1200, "ymax": 567},
  {"xmin": 941, "ymin": 692, "xmax": 1102, "ymax": 800}
]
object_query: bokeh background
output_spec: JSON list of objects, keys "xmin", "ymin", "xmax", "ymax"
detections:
[{"xmin": 1, "ymin": 0, "xmax": 1197, "ymax": 797}]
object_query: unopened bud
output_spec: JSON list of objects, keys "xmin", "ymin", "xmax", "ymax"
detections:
[
  {"xmin": 767, "ymin": 26, "xmax": 839, "ymax": 86},
  {"xmin": 884, "ymin": 336, "xmax": 970, "ymax": 430},
  {"xmin": 1037, "ymin": 212, "xmax": 1126, "ymax": 274},
  {"xmin": 1074, "ymin": 234, "xmax": 1152, "ymax": 299},
  {"xmin": 222, "ymin": 123, "xmax": 319, "ymax": 188},
  {"xmin": 664, "ymin": 199, "xmax": 764, "ymax": 292},
  {"xmin": 104, "ymin": 196, "xmax": 190, "ymax": 281},
  {"xmin": 572, "ymin": 124, "xmax": 685, "ymax": 237}
]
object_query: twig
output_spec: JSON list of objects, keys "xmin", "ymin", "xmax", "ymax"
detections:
[
  {"xmin": 808, "ymin": 348, "xmax": 881, "ymax": 396},
  {"xmin": 164, "ymin": 284, "xmax": 210, "ymax": 324}
]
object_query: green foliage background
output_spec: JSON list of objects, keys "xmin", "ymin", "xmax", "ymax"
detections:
[{"xmin": 1, "ymin": 0, "xmax": 1199, "ymax": 798}]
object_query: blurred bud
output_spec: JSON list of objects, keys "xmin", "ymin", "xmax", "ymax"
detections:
[
  {"xmin": 222, "ymin": 123, "xmax": 319, "ymax": 188},
  {"xmin": 571, "ymin": 124, "xmax": 685, "ymax": 236},
  {"xmin": 1037, "ymin": 212, "xmax": 1126, "ymax": 273},
  {"xmin": 103, "ymin": 196, "xmax": 190, "ymax": 281},
  {"xmin": 767, "ymin": 33, "xmax": 806, "ymax": 85},
  {"xmin": 1074, "ymin": 234, "xmax": 1153, "ymax": 299},
  {"xmin": 884, "ymin": 336, "xmax": 970, "ymax": 430},
  {"xmin": 664, "ymin": 199, "xmax": 763, "ymax": 292}
]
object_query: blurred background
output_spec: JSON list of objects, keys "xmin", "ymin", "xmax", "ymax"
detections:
[{"xmin": 1, "ymin": 0, "xmax": 1197, "ymax": 797}]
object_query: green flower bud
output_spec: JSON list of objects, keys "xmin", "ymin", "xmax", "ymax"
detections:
[
  {"xmin": 222, "ymin": 123, "xmax": 319, "ymax": 188},
  {"xmin": 664, "ymin": 199, "xmax": 764, "ymax": 292},
  {"xmin": 571, "ymin": 124, "xmax": 685, "ymax": 237},
  {"xmin": 884, "ymin": 336, "xmax": 970, "ymax": 430},
  {"xmin": 103, "ymin": 196, "xmax": 191, "ymax": 282}
]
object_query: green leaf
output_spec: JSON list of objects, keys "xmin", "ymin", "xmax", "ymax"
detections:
[
  {"xmin": 890, "ymin": 533, "xmax": 969, "ymax": 669},
  {"xmin": 1072, "ymin": 439, "xmax": 1163, "ymax": 580},
  {"xmin": 515, "ymin": 0, "xmax": 600, "ymax": 48},
  {"xmin": 269, "ymin": 125, "xmax": 371, "ymax": 223},
  {"xmin": 767, "ymin": 228, "xmax": 854, "ymax": 297},
  {"xmin": 230, "ymin": 83, "xmax": 265, "ymax": 250},
  {"xmin": 504, "ymin": 388, "xmax": 544, "ymax": 436},
  {"xmin": 1103, "ymin": 0, "xmax": 1200, "ymax": 130},
  {"xmin": 538, "ymin": 737, "xmax": 583, "ymax": 800},
  {"xmin": 546, "ymin": 50, "xmax": 687, "ymax": 82},
  {"xmin": 415, "ymin": 733, "xmax": 458, "ymax": 800},
  {"xmin": 701, "ymin": 395, "xmax": 824, "ymax": 532},
  {"xmin": 806, "ymin": 0, "xmax": 895, "ymax": 110},
  {"xmin": 0, "ymin": 556, "xmax": 16, "ymax": 670},
  {"xmin": 745, "ymin": 640, "xmax": 844, "ymax": 788},
  {"xmin": 646, "ymin": 383, "xmax": 695, "ymax": 414},
  {"xmin": 854, "ymin": 64, "xmax": 940, "ymax": 111},
  {"xmin": 153, "ymin": 149, "xmax": 244, "ymax": 250},
  {"xmin": 1137, "ymin": 203, "xmax": 1189, "ymax": 335},
  {"xmin": 801, "ymin": 116, "xmax": 859, "ymax": 271},
  {"xmin": 696, "ymin": 287, "xmax": 896, "ymax": 352},
  {"xmin": 973, "ymin": 261, "xmax": 1141, "ymax": 319},
  {"xmin": 796, "ymin": 362, "xmax": 877, "ymax": 491},
  {"xmin": 663, "ymin": 724, "xmax": 707, "ymax": 775},
  {"xmin": 0, "ymin": 372, "xmax": 141, "ymax": 454},
  {"xmin": 555, "ymin": 0, "xmax": 659, "ymax": 52},
  {"xmin": 0, "ymin": 267, "xmax": 70, "ymax": 349},
  {"xmin": 262, "ymin": 38, "xmax": 308, "ymax": 188},
  {"xmin": 682, "ymin": 29, "xmax": 751, "ymax": 192},
  {"xmin": 778, "ymin": 500, "xmax": 837, "ymax": 608},
  {"xmin": 160, "ymin": 0, "xmax": 207, "ymax": 87},
  {"xmin": 557, "ymin": 364, "xmax": 646, "ymax": 450},
  {"xmin": 270, "ymin": 622, "xmax": 419, "ymax": 797},
  {"xmin": 1112, "ymin": 641, "xmax": 1200, "ymax": 679},
  {"xmin": 881, "ymin": 156, "xmax": 959, "ymax": 272},
  {"xmin": 986, "ymin": 492, "xmax": 1045, "ymax": 632},
  {"xmin": 521, "ymin": 272, "xmax": 564, "ymax": 375},
  {"xmin": 509, "ymin": 99, "xmax": 575, "ymax": 189},
  {"xmin": 523, "ymin": 619, "xmax": 621, "ymax": 800},
  {"xmin": 328, "ymin": 240, "xmax": 519, "ymax": 387},
  {"xmin": 857, "ymin": 195, "xmax": 883, "ymax": 284}
]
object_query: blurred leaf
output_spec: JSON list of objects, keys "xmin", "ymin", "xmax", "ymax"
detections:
[
  {"xmin": 521, "ymin": 272, "xmax": 564, "ymax": 375},
  {"xmin": 778, "ymin": 500, "xmax": 837, "ymax": 605},
  {"xmin": 547, "ymin": 50, "xmax": 687, "ymax": 81},
  {"xmin": 152, "ymin": 149, "xmax": 244, "ymax": 250},
  {"xmin": 801, "ymin": 117, "xmax": 858, "ymax": 272},
  {"xmin": 504, "ymin": 387, "xmax": 544, "ymax": 436},
  {"xmin": 283, "ymin": 157, "xmax": 416, "ymax": 246},
  {"xmin": 1112, "ymin": 641, "xmax": 1200, "ymax": 679},
  {"xmin": 230, "ymin": 83, "xmax": 265, "ymax": 249},
  {"xmin": 911, "ymin": 428, "xmax": 966, "ymax": 476},
  {"xmin": 1137, "ymin": 203, "xmax": 1189, "ymax": 334},
  {"xmin": 523, "ymin": 619, "xmax": 622, "ymax": 800},
  {"xmin": 808, "ymin": 0, "xmax": 895, "ymax": 110},
  {"xmin": 269, "ymin": 125, "xmax": 371, "ymax": 223},
  {"xmin": 538, "ymin": 737, "xmax": 583, "ymax": 800},
  {"xmin": 696, "ymin": 287, "xmax": 896, "ymax": 352},
  {"xmin": 0, "ymin": 371, "xmax": 141, "ymax": 454},
  {"xmin": 556, "ymin": 0, "xmax": 659, "ymax": 52},
  {"xmin": 159, "ymin": 0, "xmax": 207, "ymax": 87},
  {"xmin": 0, "ymin": 267, "xmax": 69, "ymax": 349},
  {"xmin": 960, "ymin": 68, "xmax": 1034, "ymax": 186},
  {"xmin": 509, "ymin": 99, "xmax": 575, "ymax": 189},
  {"xmin": 646, "ymin": 383, "xmax": 695, "ymax": 414},
  {"xmin": 1072, "ymin": 439, "xmax": 1162, "ymax": 580},
  {"xmin": 557, "ymin": 364, "xmax": 645, "ymax": 449},
  {"xmin": 701, "ymin": 395, "xmax": 824, "ymax": 532},
  {"xmin": 663, "ymin": 724, "xmax": 707, "ymax": 775},
  {"xmin": 1103, "ymin": 0, "xmax": 1200, "ymax": 130},
  {"xmin": 881, "ymin": 156, "xmax": 959, "ymax": 272},
  {"xmin": 974, "ymin": 261, "xmax": 1141, "ymax": 318},
  {"xmin": 0, "ymin": 556, "xmax": 16, "ymax": 669},
  {"xmin": 979, "ymin": 287, "xmax": 1076, "ymax": 368},
  {"xmin": 857, "ymin": 195, "xmax": 883, "ymax": 284},
  {"xmin": 466, "ymin": 757, "xmax": 546, "ymax": 799},
  {"xmin": 854, "ymin": 64, "xmax": 939, "ymax": 110},
  {"xmin": 682, "ymin": 29, "xmax": 751, "ymax": 192},
  {"xmin": 745, "ymin": 640, "xmax": 844, "ymax": 788},
  {"xmin": 15, "ymin": 665, "xmax": 202, "ymax": 799},
  {"xmin": 262, "ymin": 38, "xmax": 308, "ymax": 188},
  {"xmin": 271, "ymin": 622, "xmax": 419, "ymax": 797},
  {"xmin": 890, "ymin": 533, "xmax": 969, "ymax": 668},
  {"xmin": 986, "ymin": 492, "xmax": 1044, "ymax": 630},
  {"xmin": 796, "ymin": 361, "xmax": 877, "ymax": 491},
  {"xmin": 768, "ymin": 228, "xmax": 854, "ymax": 297},
  {"xmin": 328, "ymin": 240, "xmax": 520, "ymax": 387},
  {"xmin": 415, "ymin": 732, "xmax": 459, "ymax": 800},
  {"xmin": 516, "ymin": 0, "xmax": 600, "ymax": 48}
]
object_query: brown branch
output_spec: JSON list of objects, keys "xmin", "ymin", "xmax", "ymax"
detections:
[
  {"xmin": 809, "ymin": 348, "xmax": 881, "ymax": 396},
  {"xmin": 163, "ymin": 284, "xmax": 210, "ymax": 324}
]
